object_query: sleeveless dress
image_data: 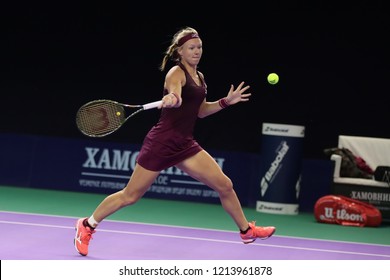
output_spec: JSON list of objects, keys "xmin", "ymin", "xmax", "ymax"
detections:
[{"xmin": 137, "ymin": 63, "xmax": 207, "ymax": 171}]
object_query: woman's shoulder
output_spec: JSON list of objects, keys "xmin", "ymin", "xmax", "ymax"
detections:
[
  {"xmin": 166, "ymin": 65, "xmax": 185, "ymax": 78},
  {"xmin": 167, "ymin": 64, "xmax": 185, "ymax": 73}
]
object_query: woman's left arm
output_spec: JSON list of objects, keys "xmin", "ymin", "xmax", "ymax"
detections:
[{"xmin": 198, "ymin": 81, "xmax": 251, "ymax": 118}]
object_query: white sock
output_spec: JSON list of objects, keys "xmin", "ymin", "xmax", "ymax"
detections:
[{"xmin": 87, "ymin": 216, "xmax": 99, "ymax": 228}]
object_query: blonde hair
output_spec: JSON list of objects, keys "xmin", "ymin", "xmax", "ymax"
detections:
[{"xmin": 159, "ymin": 27, "xmax": 199, "ymax": 71}]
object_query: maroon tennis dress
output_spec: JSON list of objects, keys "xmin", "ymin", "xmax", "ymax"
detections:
[{"xmin": 137, "ymin": 63, "xmax": 207, "ymax": 171}]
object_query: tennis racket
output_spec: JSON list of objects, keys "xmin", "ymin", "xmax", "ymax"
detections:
[{"xmin": 76, "ymin": 99, "xmax": 162, "ymax": 137}]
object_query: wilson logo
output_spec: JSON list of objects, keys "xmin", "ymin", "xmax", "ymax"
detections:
[{"xmin": 321, "ymin": 207, "xmax": 364, "ymax": 222}]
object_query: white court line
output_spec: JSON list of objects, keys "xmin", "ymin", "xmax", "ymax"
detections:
[{"xmin": 1, "ymin": 219, "xmax": 390, "ymax": 259}]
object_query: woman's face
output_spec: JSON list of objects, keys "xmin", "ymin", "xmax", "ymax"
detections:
[{"xmin": 179, "ymin": 38, "xmax": 203, "ymax": 66}]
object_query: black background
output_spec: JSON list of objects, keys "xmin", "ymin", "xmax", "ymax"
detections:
[{"xmin": 1, "ymin": 1, "xmax": 389, "ymax": 159}]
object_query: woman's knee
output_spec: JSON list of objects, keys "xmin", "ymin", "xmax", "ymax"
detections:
[
  {"xmin": 216, "ymin": 177, "xmax": 234, "ymax": 195},
  {"xmin": 120, "ymin": 190, "xmax": 142, "ymax": 206}
]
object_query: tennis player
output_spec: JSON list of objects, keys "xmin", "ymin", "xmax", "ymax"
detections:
[{"xmin": 74, "ymin": 26, "xmax": 275, "ymax": 256}]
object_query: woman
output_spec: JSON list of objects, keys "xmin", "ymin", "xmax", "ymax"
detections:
[{"xmin": 74, "ymin": 26, "xmax": 275, "ymax": 256}]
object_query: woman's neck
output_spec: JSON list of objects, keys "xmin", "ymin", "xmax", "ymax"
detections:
[{"xmin": 180, "ymin": 61, "xmax": 197, "ymax": 75}]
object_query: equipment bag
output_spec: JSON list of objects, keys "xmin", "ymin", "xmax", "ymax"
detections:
[{"xmin": 314, "ymin": 195, "xmax": 382, "ymax": 227}]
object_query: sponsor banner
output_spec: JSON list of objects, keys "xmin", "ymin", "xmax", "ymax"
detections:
[
  {"xmin": 256, "ymin": 201, "xmax": 299, "ymax": 215},
  {"xmin": 257, "ymin": 123, "xmax": 305, "ymax": 215},
  {"xmin": 332, "ymin": 183, "xmax": 390, "ymax": 221},
  {"xmin": 262, "ymin": 122, "xmax": 305, "ymax": 138},
  {"xmin": 1, "ymin": 134, "xmax": 257, "ymax": 205},
  {"xmin": 0, "ymin": 133, "xmax": 333, "ymax": 211},
  {"xmin": 0, "ymin": 133, "xmax": 37, "ymax": 187}
]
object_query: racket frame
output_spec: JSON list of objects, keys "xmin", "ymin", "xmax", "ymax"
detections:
[{"xmin": 76, "ymin": 99, "xmax": 162, "ymax": 137}]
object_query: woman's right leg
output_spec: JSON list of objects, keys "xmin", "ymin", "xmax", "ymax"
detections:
[
  {"xmin": 74, "ymin": 163, "xmax": 159, "ymax": 256},
  {"xmin": 92, "ymin": 163, "xmax": 160, "ymax": 223}
]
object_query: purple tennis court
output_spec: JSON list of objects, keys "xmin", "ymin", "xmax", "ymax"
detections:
[{"xmin": 1, "ymin": 211, "xmax": 389, "ymax": 260}]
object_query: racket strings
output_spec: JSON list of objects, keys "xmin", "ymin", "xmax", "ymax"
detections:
[{"xmin": 76, "ymin": 101, "xmax": 125, "ymax": 136}]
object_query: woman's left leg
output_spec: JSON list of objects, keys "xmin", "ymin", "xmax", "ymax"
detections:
[{"xmin": 176, "ymin": 150, "xmax": 249, "ymax": 231}]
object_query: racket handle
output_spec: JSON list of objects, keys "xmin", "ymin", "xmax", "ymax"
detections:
[{"xmin": 143, "ymin": 100, "xmax": 163, "ymax": 110}]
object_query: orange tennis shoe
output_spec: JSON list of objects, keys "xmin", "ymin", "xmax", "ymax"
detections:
[
  {"xmin": 240, "ymin": 222, "xmax": 276, "ymax": 244},
  {"xmin": 74, "ymin": 218, "xmax": 95, "ymax": 256}
]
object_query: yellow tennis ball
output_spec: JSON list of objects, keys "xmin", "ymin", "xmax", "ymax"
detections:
[
  {"xmin": 267, "ymin": 73, "xmax": 279, "ymax": 85},
  {"xmin": 116, "ymin": 111, "xmax": 121, "ymax": 116}
]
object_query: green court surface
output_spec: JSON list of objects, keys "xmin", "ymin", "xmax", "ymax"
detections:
[{"xmin": 1, "ymin": 185, "xmax": 389, "ymax": 245}]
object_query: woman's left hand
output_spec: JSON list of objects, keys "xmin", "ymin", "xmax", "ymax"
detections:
[{"xmin": 225, "ymin": 81, "xmax": 251, "ymax": 105}]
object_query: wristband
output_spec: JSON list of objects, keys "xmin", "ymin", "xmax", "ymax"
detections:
[{"xmin": 218, "ymin": 98, "xmax": 230, "ymax": 109}]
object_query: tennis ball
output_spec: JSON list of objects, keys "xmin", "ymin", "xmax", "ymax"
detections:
[
  {"xmin": 267, "ymin": 73, "xmax": 279, "ymax": 85},
  {"xmin": 116, "ymin": 111, "xmax": 121, "ymax": 116}
]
